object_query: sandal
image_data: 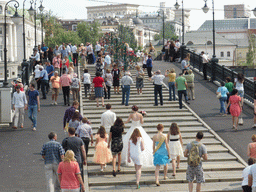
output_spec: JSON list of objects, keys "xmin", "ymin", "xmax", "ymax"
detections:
[
  {"xmin": 156, "ymin": 182, "xmax": 160, "ymax": 186},
  {"xmin": 164, "ymin": 176, "xmax": 168, "ymax": 180}
]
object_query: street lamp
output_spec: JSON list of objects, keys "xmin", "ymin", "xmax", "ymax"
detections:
[
  {"xmin": 28, "ymin": 0, "xmax": 37, "ymax": 50},
  {"xmin": 202, "ymin": 0, "xmax": 218, "ymax": 81},
  {"xmin": 157, "ymin": 10, "xmax": 165, "ymax": 47},
  {"xmin": 38, "ymin": 0, "xmax": 44, "ymax": 46},
  {"xmin": 3, "ymin": 0, "xmax": 22, "ymax": 87},
  {"xmin": 174, "ymin": 0, "xmax": 186, "ymax": 61}
]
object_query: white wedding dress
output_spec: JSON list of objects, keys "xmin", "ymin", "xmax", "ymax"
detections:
[{"xmin": 121, "ymin": 120, "xmax": 153, "ymax": 167}]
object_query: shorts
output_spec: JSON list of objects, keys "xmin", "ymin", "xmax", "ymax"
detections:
[
  {"xmin": 52, "ymin": 88, "xmax": 59, "ymax": 95},
  {"xmin": 112, "ymin": 151, "xmax": 121, "ymax": 156},
  {"xmin": 142, "ymin": 64, "xmax": 147, "ymax": 69},
  {"xmin": 186, "ymin": 165, "xmax": 205, "ymax": 183},
  {"xmin": 238, "ymin": 90, "xmax": 244, "ymax": 97}
]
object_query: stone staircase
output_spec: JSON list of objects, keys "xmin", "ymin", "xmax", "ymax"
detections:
[{"xmin": 79, "ymin": 65, "xmax": 246, "ymax": 192}]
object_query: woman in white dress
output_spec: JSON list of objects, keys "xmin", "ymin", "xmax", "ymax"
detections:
[
  {"xmin": 167, "ymin": 123, "xmax": 184, "ymax": 177},
  {"xmin": 128, "ymin": 128, "xmax": 144, "ymax": 189},
  {"xmin": 122, "ymin": 105, "xmax": 153, "ymax": 167}
]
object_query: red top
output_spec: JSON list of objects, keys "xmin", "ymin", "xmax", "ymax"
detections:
[
  {"xmin": 250, "ymin": 143, "xmax": 256, "ymax": 159},
  {"xmin": 15, "ymin": 83, "xmax": 24, "ymax": 91},
  {"xmin": 93, "ymin": 76, "xmax": 104, "ymax": 87},
  {"xmin": 57, "ymin": 161, "xmax": 80, "ymax": 189}
]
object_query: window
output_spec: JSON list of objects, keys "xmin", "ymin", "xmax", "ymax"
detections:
[
  {"xmin": 221, "ymin": 52, "xmax": 224, "ymax": 57},
  {"xmin": 187, "ymin": 41, "xmax": 193, "ymax": 46},
  {"xmin": 206, "ymin": 41, "xmax": 212, "ymax": 45},
  {"xmin": 72, "ymin": 25, "xmax": 77, "ymax": 32},
  {"xmin": 233, "ymin": 8, "xmax": 237, "ymax": 18},
  {"xmin": 227, "ymin": 51, "xmax": 230, "ymax": 57}
]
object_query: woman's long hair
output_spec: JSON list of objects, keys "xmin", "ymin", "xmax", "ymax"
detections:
[
  {"xmin": 63, "ymin": 150, "xmax": 76, "ymax": 162},
  {"xmin": 97, "ymin": 126, "xmax": 106, "ymax": 138},
  {"xmin": 130, "ymin": 128, "xmax": 142, "ymax": 145},
  {"xmin": 114, "ymin": 117, "xmax": 125, "ymax": 128},
  {"xmin": 170, "ymin": 123, "xmax": 180, "ymax": 135},
  {"xmin": 237, "ymin": 73, "xmax": 244, "ymax": 83}
]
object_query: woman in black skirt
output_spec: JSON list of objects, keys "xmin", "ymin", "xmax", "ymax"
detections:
[
  {"xmin": 108, "ymin": 117, "xmax": 125, "ymax": 177},
  {"xmin": 111, "ymin": 64, "xmax": 121, "ymax": 94}
]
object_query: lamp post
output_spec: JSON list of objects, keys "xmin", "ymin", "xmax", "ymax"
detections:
[
  {"xmin": 157, "ymin": 10, "xmax": 165, "ymax": 47},
  {"xmin": 28, "ymin": 0, "xmax": 37, "ymax": 50},
  {"xmin": 3, "ymin": 0, "xmax": 22, "ymax": 87},
  {"xmin": 202, "ymin": 0, "xmax": 218, "ymax": 81},
  {"xmin": 38, "ymin": 0, "xmax": 44, "ymax": 46},
  {"xmin": 174, "ymin": 0, "xmax": 186, "ymax": 61}
]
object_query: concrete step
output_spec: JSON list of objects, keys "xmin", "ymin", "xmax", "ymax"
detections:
[
  {"xmin": 86, "ymin": 144, "xmax": 228, "ymax": 157},
  {"xmin": 88, "ymin": 170, "xmax": 242, "ymax": 186},
  {"xmin": 89, "ymin": 181, "xmax": 242, "ymax": 192},
  {"xmin": 82, "ymin": 103, "xmax": 182, "ymax": 109},
  {"xmin": 87, "ymin": 161, "xmax": 244, "ymax": 175}
]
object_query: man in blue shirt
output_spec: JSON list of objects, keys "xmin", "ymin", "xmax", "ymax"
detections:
[
  {"xmin": 45, "ymin": 61, "xmax": 54, "ymax": 94},
  {"xmin": 41, "ymin": 132, "xmax": 64, "ymax": 192},
  {"xmin": 37, "ymin": 66, "xmax": 48, "ymax": 99},
  {"xmin": 27, "ymin": 83, "xmax": 40, "ymax": 131},
  {"xmin": 41, "ymin": 43, "xmax": 48, "ymax": 62}
]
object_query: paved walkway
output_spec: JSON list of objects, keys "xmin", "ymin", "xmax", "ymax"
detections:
[{"xmin": 154, "ymin": 61, "xmax": 254, "ymax": 161}]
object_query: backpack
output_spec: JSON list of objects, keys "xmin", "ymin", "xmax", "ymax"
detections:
[
  {"xmin": 96, "ymin": 63, "xmax": 103, "ymax": 73},
  {"xmin": 187, "ymin": 141, "xmax": 202, "ymax": 167}
]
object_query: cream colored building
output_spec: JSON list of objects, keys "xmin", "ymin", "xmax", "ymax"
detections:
[
  {"xmin": 86, "ymin": 4, "xmax": 140, "ymax": 20},
  {"xmin": 0, "ymin": 0, "xmax": 43, "ymax": 81}
]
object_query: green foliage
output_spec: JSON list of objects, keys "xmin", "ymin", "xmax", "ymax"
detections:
[
  {"xmin": 159, "ymin": 22, "xmax": 178, "ymax": 41},
  {"xmin": 118, "ymin": 25, "xmax": 137, "ymax": 50},
  {"xmin": 77, "ymin": 21, "xmax": 102, "ymax": 45},
  {"xmin": 246, "ymin": 32, "xmax": 256, "ymax": 67},
  {"xmin": 154, "ymin": 34, "xmax": 161, "ymax": 41}
]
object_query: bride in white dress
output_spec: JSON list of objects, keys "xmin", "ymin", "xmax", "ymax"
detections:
[{"xmin": 121, "ymin": 105, "xmax": 153, "ymax": 167}]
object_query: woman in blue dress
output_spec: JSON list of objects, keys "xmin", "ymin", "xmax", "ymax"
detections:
[{"xmin": 153, "ymin": 124, "xmax": 171, "ymax": 186}]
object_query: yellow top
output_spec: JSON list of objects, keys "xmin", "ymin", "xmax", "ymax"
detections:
[{"xmin": 168, "ymin": 73, "xmax": 176, "ymax": 82}]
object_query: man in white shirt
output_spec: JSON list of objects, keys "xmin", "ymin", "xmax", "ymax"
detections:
[
  {"xmin": 242, "ymin": 158, "xmax": 254, "ymax": 191},
  {"xmin": 174, "ymin": 40, "xmax": 180, "ymax": 62},
  {"xmin": 248, "ymin": 158, "xmax": 256, "ymax": 191},
  {"xmin": 12, "ymin": 85, "xmax": 28, "ymax": 129},
  {"xmin": 30, "ymin": 49, "xmax": 40, "ymax": 65},
  {"xmin": 72, "ymin": 44, "xmax": 78, "ymax": 66},
  {"xmin": 201, "ymin": 51, "xmax": 210, "ymax": 80},
  {"xmin": 104, "ymin": 53, "xmax": 111, "ymax": 69},
  {"xmin": 95, "ymin": 41, "xmax": 101, "ymax": 56},
  {"xmin": 101, "ymin": 104, "xmax": 116, "ymax": 133},
  {"xmin": 121, "ymin": 71, "xmax": 134, "ymax": 106},
  {"xmin": 151, "ymin": 70, "xmax": 165, "ymax": 106}
]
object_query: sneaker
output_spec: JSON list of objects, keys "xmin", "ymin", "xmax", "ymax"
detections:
[
  {"xmin": 100, "ymin": 169, "xmax": 104, "ymax": 172},
  {"xmin": 54, "ymin": 102, "xmax": 58, "ymax": 105},
  {"xmin": 32, "ymin": 127, "xmax": 36, "ymax": 131},
  {"xmin": 51, "ymin": 102, "xmax": 54, "ymax": 105}
]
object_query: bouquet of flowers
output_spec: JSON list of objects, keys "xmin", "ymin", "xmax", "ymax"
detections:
[{"xmin": 139, "ymin": 110, "xmax": 147, "ymax": 117}]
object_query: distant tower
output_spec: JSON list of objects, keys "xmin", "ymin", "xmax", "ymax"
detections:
[{"xmin": 160, "ymin": 2, "xmax": 166, "ymax": 13}]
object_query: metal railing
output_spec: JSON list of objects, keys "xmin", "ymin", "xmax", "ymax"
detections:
[
  {"xmin": 184, "ymin": 49, "xmax": 256, "ymax": 103},
  {"xmin": 19, "ymin": 59, "xmax": 34, "ymax": 87}
]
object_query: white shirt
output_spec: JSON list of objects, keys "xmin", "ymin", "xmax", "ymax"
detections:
[
  {"xmin": 101, "ymin": 110, "xmax": 116, "ymax": 131},
  {"xmin": 249, "ymin": 164, "xmax": 256, "ymax": 187},
  {"xmin": 31, "ymin": 52, "xmax": 40, "ymax": 61},
  {"xmin": 105, "ymin": 55, "xmax": 111, "ymax": 65},
  {"xmin": 87, "ymin": 45, "xmax": 93, "ymax": 54},
  {"xmin": 121, "ymin": 75, "xmax": 133, "ymax": 86},
  {"xmin": 235, "ymin": 78, "xmax": 244, "ymax": 91},
  {"xmin": 83, "ymin": 73, "xmax": 91, "ymax": 84},
  {"xmin": 71, "ymin": 46, "xmax": 77, "ymax": 53},
  {"xmin": 66, "ymin": 45, "xmax": 71, "ymax": 53},
  {"xmin": 12, "ymin": 91, "xmax": 27, "ymax": 108},
  {"xmin": 152, "ymin": 74, "xmax": 165, "ymax": 85},
  {"xmin": 34, "ymin": 69, "xmax": 41, "ymax": 78},
  {"xmin": 242, "ymin": 165, "xmax": 252, "ymax": 186},
  {"xmin": 95, "ymin": 44, "xmax": 101, "ymax": 52},
  {"xmin": 202, "ymin": 54, "xmax": 209, "ymax": 63}
]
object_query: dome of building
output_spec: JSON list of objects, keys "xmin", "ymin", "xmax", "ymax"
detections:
[{"xmin": 133, "ymin": 17, "xmax": 143, "ymax": 25}]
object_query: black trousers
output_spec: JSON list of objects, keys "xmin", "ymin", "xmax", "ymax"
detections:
[
  {"xmin": 73, "ymin": 53, "xmax": 78, "ymax": 66},
  {"xmin": 154, "ymin": 85, "xmax": 163, "ymax": 105},
  {"xmin": 35, "ymin": 78, "xmax": 41, "ymax": 90},
  {"xmin": 62, "ymin": 86, "xmax": 70, "ymax": 105},
  {"xmin": 84, "ymin": 84, "xmax": 91, "ymax": 97},
  {"xmin": 203, "ymin": 63, "xmax": 207, "ymax": 80},
  {"xmin": 40, "ymin": 80, "xmax": 48, "ymax": 99},
  {"xmin": 104, "ymin": 85, "xmax": 111, "ymax": 99},
  {"xmin": 147, "ymin": 67, "xmax": 152, "ymax": 78},
  {"xmin": 242, "ymin": 185, "xmax": 252, "ymax": 192},
  {"xmin": 81, "ymin": 137, "xmax": 90, "ymax": 156}
]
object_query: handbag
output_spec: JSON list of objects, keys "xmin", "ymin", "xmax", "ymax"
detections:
[
  {"xmin": 89, "ymin": 93, "xmax": 95, "ymax": 100},
  {"xmin": 216, "ymin": 93, "xmax": 221, "ymax": 99},
  {"xmin": 238, "ymin": 117, "xmax": 243, "ymax": 125}
]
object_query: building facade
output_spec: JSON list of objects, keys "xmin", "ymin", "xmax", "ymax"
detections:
[
  {"xmin": 86, "ymin": 4, "xmax": 140, "ymax": 20},
  {"xmin": 224, "ymin": 4, "xmax": 251, "ymax": 19}
]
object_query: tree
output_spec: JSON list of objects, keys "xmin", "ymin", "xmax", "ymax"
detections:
[
  {"xmin": 246, "ymin": 31, "xmax": 256, "ymax": 67},
  {"xmin": 77, "ymin": 21, "xmax": 102, "ymax": 45},
  {"xmin": 158, "ymin": 22, "xmax": 178, "ymax": 41},
  {"xmin": 118, "ymin": 24, "xmax": 137, "ymax": 50}
]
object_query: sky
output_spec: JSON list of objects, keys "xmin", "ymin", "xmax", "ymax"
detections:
[{"xmin": 17, "ymin": 0, "xmax": 256, "ymax": 30}]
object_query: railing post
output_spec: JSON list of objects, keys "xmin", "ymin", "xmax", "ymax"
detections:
[
  {"xmin": 22, "ymin": 59, "xmax": 29, "ymax": 86},
  {"xmin": 222, "ymin": 65, "xmax": 225, "ymax": 81},
  {"xmin": 211, "ymin": 57, "xmax": 218, "ymax": 82},
  {"xmin": 231, "ymin": 70, "xmax": 235, "ymax": 82}
]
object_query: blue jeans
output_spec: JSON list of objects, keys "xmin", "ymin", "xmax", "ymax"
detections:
[
  {"xmin": 219, "ymin": 97, "xmax": 227, "ymax": 114},
  {"xmin": 28, "ymin": 105, "xmax": 38, "ymax": 127},
  {"xmin": 154, "ymin": 85, "xmax": 163, "ymax": 105},
  {"xmin": 178, "ymin": 90, "xmax": 188, "ymax": 109},
  {"xmin": 122, "ymin": 85, "xmax": 130, "ymax": 106},
  {"xmin": 168, "ymin": 82, "xmax": 176, "ymax": 101}
]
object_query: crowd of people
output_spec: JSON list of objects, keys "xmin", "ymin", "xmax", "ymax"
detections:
[{"xmin": 9, "ymin": 37, "xmax": 256, "ymax": 192}]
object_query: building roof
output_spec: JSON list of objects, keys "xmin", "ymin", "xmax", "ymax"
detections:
[
  {"xmin": 198, "ymin": 18, "xmax": 256, "ymax": 31},
  {"xmin": 86, "ymin": 3, "xmax": 139, "ymax": 9},
  {"xmin": 133, "ymin": 17, "xmax": 143, "ymax": 25},
  {"xmin": 184, "ymin": 31, "xmax": 236, "ymax": 46}
]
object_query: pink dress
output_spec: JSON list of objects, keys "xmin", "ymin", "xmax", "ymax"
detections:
[
  {"xmin": 229, "ymin": 95, "xmax": 241, "ymax": 117},
  {"xmin": 93, "ymin": 134, "xmax": 113, "ymax": 164}
]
